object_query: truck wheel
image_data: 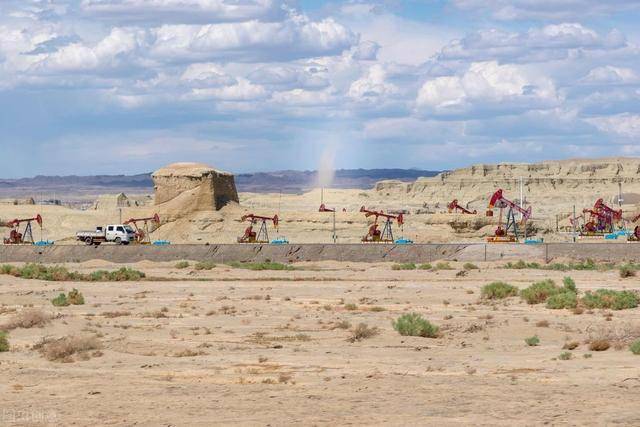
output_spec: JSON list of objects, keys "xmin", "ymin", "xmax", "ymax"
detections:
[
  {"xmin": 115, "ymin": 237, "xmax": 122, "ymax": 245},
  {"xmin": 85, "ymin": 237, "xmax": 93, "ymax": 245}
]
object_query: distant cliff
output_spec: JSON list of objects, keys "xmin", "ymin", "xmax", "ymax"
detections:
[{"xmin": 376, "ymin": 158, "xmax": 640, "ymax": 218}]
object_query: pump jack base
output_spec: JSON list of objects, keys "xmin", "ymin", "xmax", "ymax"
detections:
[{"xmin": 487, "ymin": 236, "xmax": 517, "ymax": 243}]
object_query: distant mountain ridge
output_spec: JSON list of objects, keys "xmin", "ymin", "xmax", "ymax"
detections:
[{"xmin": 0, "ymin": 169, "xmax": 441, "ymax": 197}]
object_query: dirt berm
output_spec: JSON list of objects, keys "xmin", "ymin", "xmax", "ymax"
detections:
[{"xmin": 0, "ymin": 243, "xmax": 638, "ymax": 264}]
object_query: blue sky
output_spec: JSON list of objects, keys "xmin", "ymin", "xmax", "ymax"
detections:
[{"xmin": 1, "ymin": 0, "xmax": 639, "ymax": 177}]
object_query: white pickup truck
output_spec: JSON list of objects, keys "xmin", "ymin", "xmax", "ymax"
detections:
[{"xmin": 76, "ymin": 224, "xmax": 136, "ymax": 245}]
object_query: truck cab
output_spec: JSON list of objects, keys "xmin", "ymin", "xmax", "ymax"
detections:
[{"xmin": 106, "ymin": 224, "xmax": 136, "ymax": 244}]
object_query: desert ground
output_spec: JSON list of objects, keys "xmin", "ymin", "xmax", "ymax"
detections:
[{"xmin": 2, "ymin": 259, "xmax": 640, "ymax": 426}]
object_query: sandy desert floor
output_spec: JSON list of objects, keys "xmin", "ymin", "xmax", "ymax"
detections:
[{"xmin": 2, "ymin": 260, "xmax": 640, "ymax": 426}]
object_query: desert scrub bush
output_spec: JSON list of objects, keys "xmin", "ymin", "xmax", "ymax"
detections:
[
  {"xmin": 562, "ymin": 276, "xmax": 577, "ymax": 293},
  {"xmin": 52, "ymin": 289, "xmax": 85, "ymax": 307},
  {"xmin": 175, "ymin": 261, "xmax": 190, "ymax": 269},
  {"xmin": 0, "ymin": 331, "xmax": 9, "ymax": 352},
  {"xmin": 581, "ymin": 289, "xmax": 638, "ymax": 310},
  {"xmin": 546, "ymin": 291, "xmax": 578, "ymax": 309},
  {"xmin": 344, "ymin": 303, "xmax": 358, "ymax": 311},
  {"xmin": 619, "ymin": 264, "xmax": 637, "ymax": 278},
  {"xmin": 52, "ymin": 293, "xmax": 69, "ymax": 307},
  {"xmin": 434, "ymin": 262, "xmax": 453, "ymax": 270},
  {"xmin": 392, "ymin": 263, "xmax": 416, "ymax": 270},
  {"xmin": 34, "ymin": 335, "xmax": 102, "ymax": 362},
  {"xmin": 1, "ymin": 309, "xmax": 51, "ymax": 330},
  {"xmin": 0, "ymin": 263, "xmax": 82, "ymax": 281},
  {"xmin": 194, "ymin": 261, "xmax": 216, "ymax": 271},
  {"xmin": 558, "ymin": 351, "xmax": 573, "ymax": 360},
  {"xmin": 0, "ymin": 263, "xmax": 145, "ymax": 282},
  {"xmin": 481, "ymin": 281, "xmax": 518, "ymax": 300},
  {"xmin": 347, "ymin": 323, "xmax": 379, "ymax": 342},
  {"xmin": 392, "ymin": 313, "xmax": 439, "ymax": 338},
  {"xmin": 418, "ymin": 263, "xmax": 432, "ymax": 270},
  {"xmin": 228, "ymin": 261, "xmax": 295, "ymax": 271},
  {"xmin": 504, "ymin": 260, "xmax": 541, "ymax": 269},
  {"xmin": 88, "ymin": 267, "xmax": 145, "ymax": 281},
  {"xmin": 629, "ymin": 340, "xmax": 640, "ymax": 355},
  {"xmin": 520, "ymin": 279, "xmax": 576, "ymax": 305},
  {"xmin": 588, "ymin": 339, "xmax": 610, "ymax": 351},
  {"xmin": 463, "ymin": 262, "xmax": 479, "ymax": 270},
  {"xmin": 525, "ymin": 335, "xmax": 540, "ymax": 346}
]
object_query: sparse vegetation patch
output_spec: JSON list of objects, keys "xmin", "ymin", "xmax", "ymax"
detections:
[
  {"xmin": 392, "ymin": 313, "xmax": 439, "ymax": 338},
  {"xmin": 228, "ymin": 261, "xmax": 295, "ymax": 271},
  {"xmin": 392, "ymin": 263, "xmax": 416, "ymax": 270},
  {"xmin": 481, "ymin": 281, "xmax": 518, "ymax": 300},
  {"xmin": 581, "ymin": 289, "xmax": 638, "ymax": 310}
]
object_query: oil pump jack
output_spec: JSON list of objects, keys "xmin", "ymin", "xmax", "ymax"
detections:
[
  {"xmin": 447, "ymin": 199, "xmax": 477, "ymax": 214},
  {"xmin": 319, "ymin": 204, "xmax": 337, "ymax": 243},
  {"xmin": 2, "ymin": 214, "xmax": 42, "ymax": 244},
  {"xmin": 123, "ymin": 213, "xmax": 160, "ymax": 244},
  {"xmin": 360, "ymin": 206, "xmax": 404, "ymax": 243},
  {"xmin": 581, "ymin": 198, "xmax": 622, "ymax": 235},
  {"xmin": 238, "ymin": 214, "xmax": 279, "ymax": 243},
  {"xmin": 628, "ymin": 213, "xmax": 640, "ymax": 241},
  {"xmin": 486, "ymin": 189, "xmax": 531, "ymax": 242}
]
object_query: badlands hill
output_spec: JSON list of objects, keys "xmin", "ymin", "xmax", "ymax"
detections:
[
  {"xmin": 1, "ymin": 158, "xmax": 639, "ymax": 244},
  {"xmin": 377, "ymin": 157, "xmax": 640, "ymax": 218}
]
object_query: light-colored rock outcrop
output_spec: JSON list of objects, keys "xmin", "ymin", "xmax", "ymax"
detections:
[
  {"xmin": 379, "ymin": 158, "xmax": 640, "ymax": 218},
  {"xmin": 152, "ymin": 162, "xmax": 238, "ymax": 212}
]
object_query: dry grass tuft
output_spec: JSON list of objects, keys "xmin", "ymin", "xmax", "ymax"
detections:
[
  {"xmin": 101, "ymin": 311, "xmax": 131, "ymax": 318},
  {"xmin": 347, "ymin": 323, "xmax": 379, "ymax": 342},
  {"xmin": 588, "ymin": 339, "xmax": 610, "ymax": 352},
  {"xmin": 34, "ymin": 335, "xmax": 102, "ymax": 362},
  {"xmin": 1, "ymin": 309, "xmax": 51, "ymax": 330}
]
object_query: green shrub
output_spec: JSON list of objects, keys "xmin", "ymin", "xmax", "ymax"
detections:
[
  {"xmin": 619, "ymin": 264, "xmax": 637, "ymax": 278},
  {"xmin": 392, "ymin": 263, "xmax": 417, "ymax": 270},
  {"xmin": 546, "ymin": 291, "xmax": 578, "ymax": 309},
  {"xmin": 418, "ymin": 263, "xmax": 432, "ymax": 270},
  {"xmin": 525, "ymin": 335, "xmax": 540, "ymax": 346},
  {"xmin": 463, "ymin": 262, "xmax": 479, "ymax": 270},
  {"xmin": 194, "ymin": 261, "xmax": 216, "ymax": 271},
  {"xmin": 581, "ymin": 289, "xmax": 638, "ymax": 310},
  {"xmin": 562, "ymin": 276, "xmax": 577, "ymax": 293},
  {"xmin": 520, "ymin": 279, "xmax": 559, "ymax": 304},
  {"xmin": 0, "ymin": 331, "xmax": 9, "ymax": 352},
  {"xmin": 88, "ymin": 268, "xmax": 146, "ymax": 282},
  {"xmin": 52, "ymin": 289, "xmax": 84, "ymax": 307},
  {"xmin": 504, "ymin": 260, "xmax": 541, "ymax": 269},
  {"xmin": 0, "ymin": 264, "xmax": 144, "ymax": 282},
  {"xmin": 629, "ymin": 340, "xmax": 640, "ymax": 355},
  {"xmin": 51, "ymin": 293, "xmax": 70, "ymax": 307},
  {"xmin": 543, "ymin": 263, "xmax": 571, "ymax": 271},
  {"xmin": 392, "ymin": 313, "xmax": 439, "ymax": 338},
  {"xmin": 558, "ymin": 351, "xmax": 573, "ymax": 360},
  {"xmin": 175, "ymin": 261, "xmax": 190, "ymax": 269},
  {"xmin": 344, "ymin": 303, "xmax": 358, "ymax": 311},
  {"xmin": 481, "ymin": 281, "xmax": 518, "ymax": 300},
  {"xmin": 571, "ymin": 259, "xmax": 598, "ymax": 270},
  {"xmin": 228, "ymin": 261, "xmax": 295, "ymax": 271}
]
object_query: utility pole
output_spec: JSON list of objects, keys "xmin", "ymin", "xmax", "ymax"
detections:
[
  {"xmin": 519, "ymin": 177, "xmax": 524, "ymax": 220},
  {"xmin": 572, "ymin": 204, "xmax": 576, "ymax": 242},
  {"xmin": 618, "ymin": 182, "xmax": 623, "ymax": 207},
  {"xmin": 332, "ymin": 210, "xmax": 337, "ymax": 244}
]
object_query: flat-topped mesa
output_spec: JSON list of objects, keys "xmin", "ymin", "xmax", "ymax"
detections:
[{"xmin": 152, "ymin": 162, "xmax": 239, "ymax": 211}]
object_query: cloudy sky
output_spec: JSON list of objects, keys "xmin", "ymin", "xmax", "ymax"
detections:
[{"xmin": 1, "ymin": 0, "xmax": 639, "ymax": 177}]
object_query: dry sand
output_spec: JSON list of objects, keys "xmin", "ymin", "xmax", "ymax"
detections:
[{"xmin": 2, "ymin": 260, "xmax": 640, "ymax": 425}]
